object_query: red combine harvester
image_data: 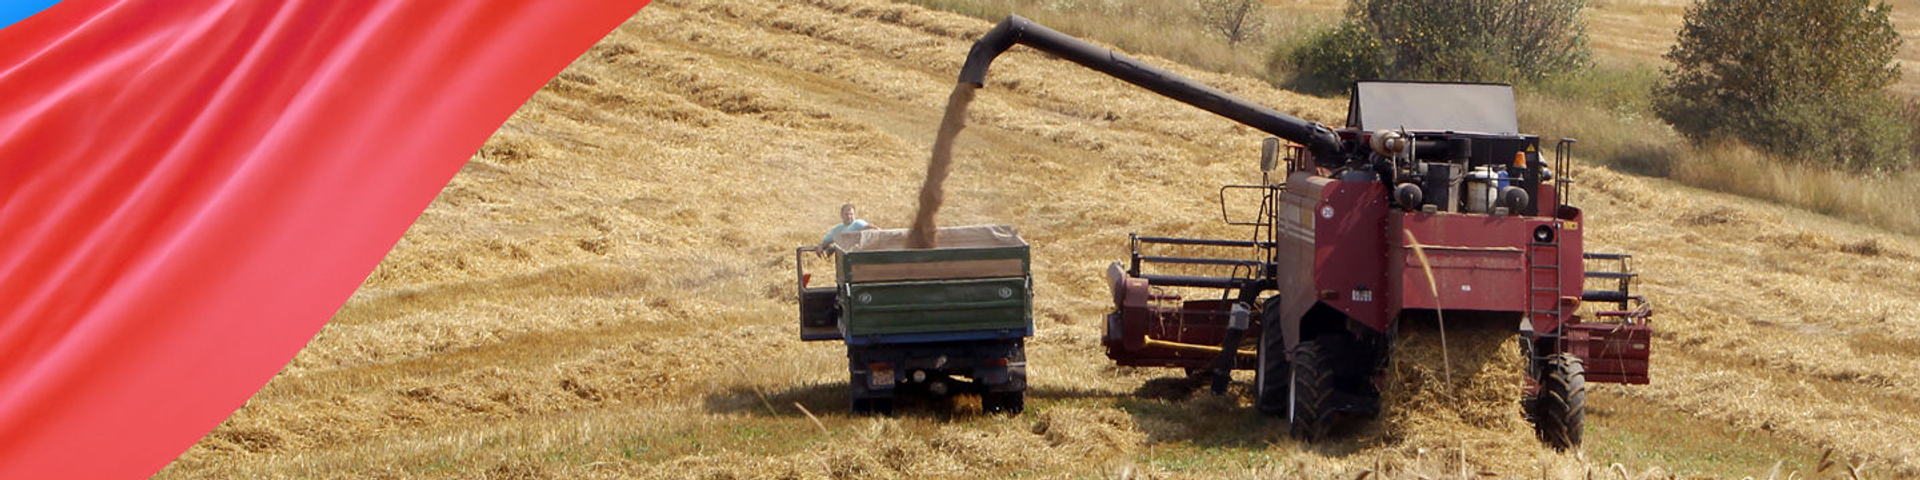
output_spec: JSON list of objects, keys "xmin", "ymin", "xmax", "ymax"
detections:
[{"xmin": 958, "ymin": 16, "xmax": 1652, "ymax": 448}]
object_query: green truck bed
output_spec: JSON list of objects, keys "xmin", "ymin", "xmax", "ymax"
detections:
[{"xmin": 833, "ymin": 225, "xmax": 1032, "ymax": 340}]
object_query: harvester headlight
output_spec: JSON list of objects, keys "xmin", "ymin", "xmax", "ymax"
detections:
[{"xmin": 1533, "ymin": 225, "xmax": 1555, "ymax": 243}]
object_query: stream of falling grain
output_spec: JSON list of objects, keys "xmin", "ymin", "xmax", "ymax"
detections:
[{"xmin": 908, "ymin": 83, "xmax": 978, "ymax": 248}]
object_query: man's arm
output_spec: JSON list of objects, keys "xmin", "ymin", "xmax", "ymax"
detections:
[{"xmin": 816, "ymin": 225, "xmax": 844, "ymax": 258}]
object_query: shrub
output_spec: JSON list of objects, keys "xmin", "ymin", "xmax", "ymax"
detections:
[
  {"xmin": 1287, "ymin": 0, "xmax": 1588, "ymax": 89},
  {"xmin": 1287, "ymin": 21, "xmax": 1385, "ymax": 93},
  {"xmin": 1653, "ymin": 0, "xmax": 1911, "ymax": 171}
]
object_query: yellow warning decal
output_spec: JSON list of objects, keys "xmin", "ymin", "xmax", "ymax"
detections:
[
  {"xmin": 1526, "ymin": 144, "xmax": 1537, "ymax": 152},
  {"xmin": 1563, "ymin": 221, "xmax": 1579, "ymax": 231}
]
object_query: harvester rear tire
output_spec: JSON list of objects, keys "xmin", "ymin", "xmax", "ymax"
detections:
[
  {"xmin": 1533, "ymin": 353, "xmax": 1586, "ymax": 450},
  {"xmin": 1288, "ymin": 339, "xmax": 1338, "ymax": 441},
  {"xmin": 1254, "ymin": 297, "xmax": 1289, "ymax": 415}
]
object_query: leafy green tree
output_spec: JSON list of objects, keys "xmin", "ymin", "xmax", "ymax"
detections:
[
  {"xmin": 1289, "ymin": 0, "xmax": 1589, "ymax": 89},
  {"xmin": 1653, "ymin": 0, "xmax": 1910, "ymax": 171},
  {"xmin": 1289, "ymin": 22, "xmax": 1385, "ymax": 92}
]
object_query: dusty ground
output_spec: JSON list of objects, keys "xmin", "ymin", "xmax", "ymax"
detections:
[{"xmin": 154, "ymin": 0, "xmax": 1918, "ymax": 478}]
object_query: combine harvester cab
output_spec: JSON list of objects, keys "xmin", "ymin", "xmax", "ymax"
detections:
[
  {"xmin": 796, "ymin": 225, "xmax": 1033, "ymax": 415},
  {"xmin": 955, "ymin": 16, "xmax": 1651, "ymax": 449}
]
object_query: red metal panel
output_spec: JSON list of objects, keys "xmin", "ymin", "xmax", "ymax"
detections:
[
  {"xmin": 1103, "ymin": 295, "xmax": 1252, "ymax": 370},
  {"xmin": 1534, "ymin": 181, "xmax": 1558, "ymax": 215},
  {"xmin": 1314, "ymin": 180, "xmax": 1392, "ymax": 333},
  {"xmin": 1564, "ymin": 322, "xmax": 1651, "ymax": 384},
  {"xmin": 1556, "ymin": 207, "xmax": 1586, "ymax": 320},
  {"xmin": 1585, "ymin": 373, "xmax": 1649, "ymax": 384},
  {"xmin": 1389, "ymin": 213, "xmax": 1530, "ymax": 313},
  {"xmin": 1274, "ymin": 173, "xmax": 1327, "ymax": 350}
]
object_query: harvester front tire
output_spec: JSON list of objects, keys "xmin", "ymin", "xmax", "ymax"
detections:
[
  {"xmin": 1533, "ymin": 353, "xmax": 1587, "ymax": 450},
  {"xmin": 1288, "ymin": 339, "xmax": 1337, "ymax": 441},
  {"xmin": 1254, "ymin": 298, "xmax": 1289, "ymax": 415}
]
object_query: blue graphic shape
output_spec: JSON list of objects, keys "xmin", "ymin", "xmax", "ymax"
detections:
[{"xmin": 1, "ymin": 0, "xmax": 62, "ymax": 30}]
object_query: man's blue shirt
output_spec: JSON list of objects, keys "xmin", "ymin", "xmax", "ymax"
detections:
[{"xmin": 822, "ymin": 219, "xmax": 871, "ymax": 245}]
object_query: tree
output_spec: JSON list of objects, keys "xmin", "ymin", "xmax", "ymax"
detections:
[
  {"xmin": 1653, "ymin": 0, "xmax": 1910, "ymax": 171},
  {"xmin": 1202, "ymin": 0, "xmax": 1269, "ymax": 46},
  {"xmin": 1357, "ymin": 0, "xmax": 1588, "ymax": 81},
  {"xmin": 1289, "ymin": 0, "xmax": 1589, "ymax": 88}
]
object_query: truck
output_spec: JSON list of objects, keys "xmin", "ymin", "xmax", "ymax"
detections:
[{"xmin": 797, "ymin": 225, "xmax": 1033, "ymax": 415}]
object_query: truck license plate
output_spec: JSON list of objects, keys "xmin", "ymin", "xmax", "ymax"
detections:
[{"xmin": 869, "ymin": 364, "xmax": 895, "ymax": 389}]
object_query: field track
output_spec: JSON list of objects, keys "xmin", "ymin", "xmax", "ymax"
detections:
[{"xmin": 156, "ymin": 0, "xmax": 1920, "ymax": 478}]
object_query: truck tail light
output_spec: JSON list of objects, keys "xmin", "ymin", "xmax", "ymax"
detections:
[{"xmin": 985, "ymin": 357, "xmax": 1010, "ymax": 367}]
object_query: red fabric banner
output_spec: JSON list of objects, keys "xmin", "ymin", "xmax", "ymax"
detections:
[{"xmin": 0, "ymin": 1, "xmax": 649, "ymax": 477}]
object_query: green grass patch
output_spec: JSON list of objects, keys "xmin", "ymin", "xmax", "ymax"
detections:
[
  {"xmin": 1584, "ymin": 394, "xmax": 1825, "ymax": 477},
  {"xmin": 1143, "ymin": 442, "xmax": 1283, "ymax": 472},
  {"xmin": 610, "ymin": 417, "xmax": 824, "ymax": 463}
]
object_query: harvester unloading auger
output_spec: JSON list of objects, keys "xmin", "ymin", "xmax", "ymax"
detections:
[{"xmin": 957, "ymin": 16, "xmax": 1652, "ymax": 449}]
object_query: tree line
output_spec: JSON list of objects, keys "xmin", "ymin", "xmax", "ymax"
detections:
[{"xmin": 1204, "ymin": 0, "xmax": 1912, "ymax": 172}]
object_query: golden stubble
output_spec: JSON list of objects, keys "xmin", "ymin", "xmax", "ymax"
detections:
[{"xmin": 155, "ymin": 0, "xmax": 1920, "ymax": 478}]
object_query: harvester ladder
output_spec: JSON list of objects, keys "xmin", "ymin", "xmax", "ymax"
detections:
[{"xmin": 1526, "ymin": 241, "xmax": 1563, "ymax": 329}]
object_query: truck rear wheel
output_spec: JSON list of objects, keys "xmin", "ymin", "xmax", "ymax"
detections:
[
  {"xmin": 1288, "ymin": 339, "xmax": 1337, "ymax": 441},
  {"xmin": 849, "ymin": 366, "xmax": 894, "ymax": 416},
  {"xmin": 1254, "ymin": 298, "xmax": 1289, "ymax": 415},
  {"xmin": 982, "ymin": 391, "xmax": 1024, "ymax": 415},
  {"xmin": 1531, "ymin": 353, "xmax": 1586, "ymax": 450},
  {"xmin": 984, "ymin": 342, "xmax": 1026, "ymax": 415},
  {"xmin": 852, "ymin": 397, "xmax": 893, "ymax": 416}
]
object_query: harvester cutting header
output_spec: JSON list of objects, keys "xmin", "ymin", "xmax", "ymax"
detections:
[{"xmin": 956, "ymin": 16, "xmax": 1654, "ymax": 449}]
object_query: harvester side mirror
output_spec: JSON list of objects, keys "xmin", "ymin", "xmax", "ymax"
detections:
[{"xmin": 1260, "ymin": 137, "xmax": 1280, "ymax": 173}]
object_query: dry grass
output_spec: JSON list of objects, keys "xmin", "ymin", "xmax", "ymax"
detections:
[
  {"xmin": 1526, "ymin": 0, "xmax": 1920, "ymax": 236},
  {"xmin": 1586, "ymin": 0, "xmax": 1920, "ymax": 98},
  {"xmin": 915, "ymin": 0, "xmax": 1920, "ymax": 236},
  {"xmin": 897, "ymin": 0, "xmax": 1341, "ymax": 82},
  {"xmin": 152, "ymin": 0, "xmax": 1918, "ymax": 478},
  {"xmin": 1521, "ymin": 86, "xmax": 1920, "ymax": 237},
  {"xmin": 1669, "ymin": 143, "xmax": 1920, "ymax": 235}
]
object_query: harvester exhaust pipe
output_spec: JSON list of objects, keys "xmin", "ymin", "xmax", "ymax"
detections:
[{"xmin": 958, "ymin": 16, "xmax": 1345, "ymax": 166}]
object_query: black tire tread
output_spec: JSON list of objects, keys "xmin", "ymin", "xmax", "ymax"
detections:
[
  {"xmin": 1289, "ymin": 340, "xmax": 1338, "ymax": 441},
  {"xmin": 1533, "ymin": 353, "xmax": 1587, "ymax": 450},
  {"xmin": 1255, "ymin": 298, "xmax": 1289, "ymax": 415}
]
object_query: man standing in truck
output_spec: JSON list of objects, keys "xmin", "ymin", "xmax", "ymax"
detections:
[{"xmin": 816, "ymin": 203, "xmax": 874, "ymax": 258}]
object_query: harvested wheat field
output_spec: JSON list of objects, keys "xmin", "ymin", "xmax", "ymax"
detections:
[{"xmin": 154, "ymin": 0, "xmax": 1919, "ymax": 478}]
